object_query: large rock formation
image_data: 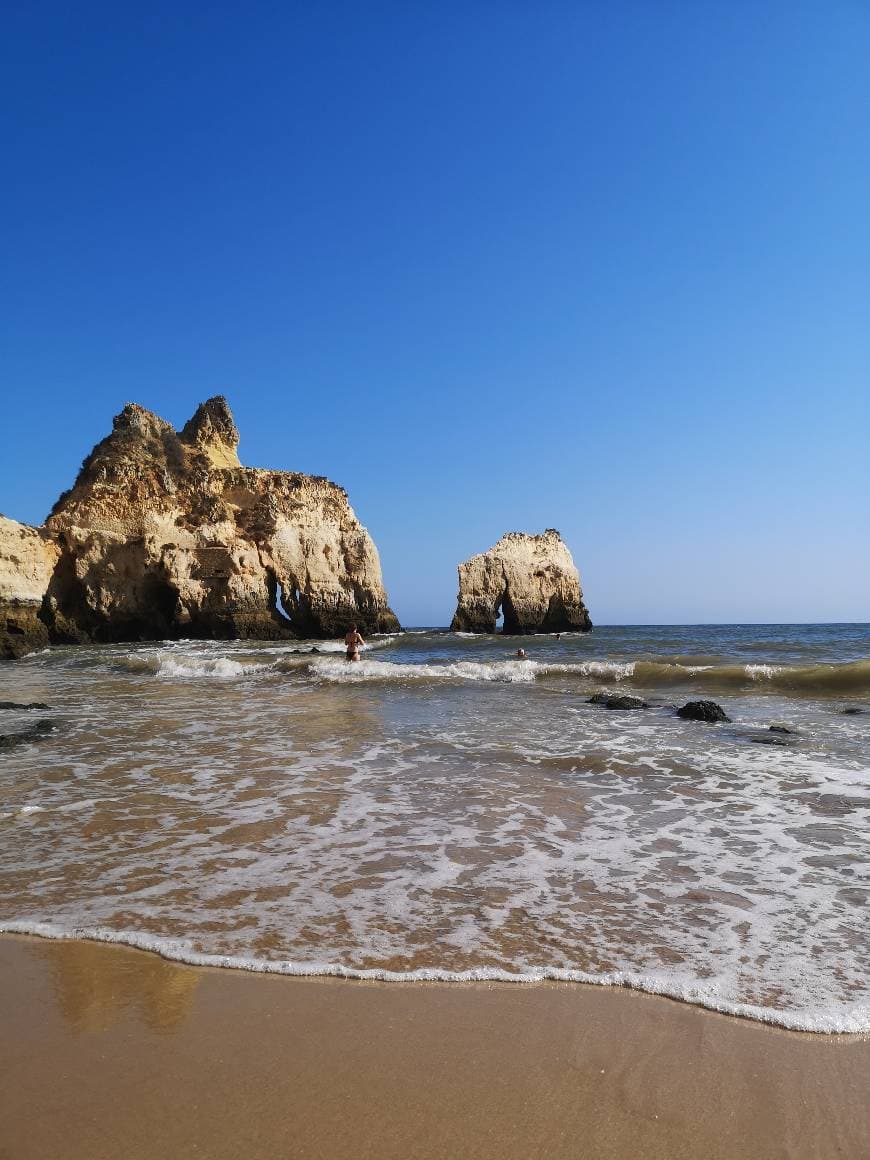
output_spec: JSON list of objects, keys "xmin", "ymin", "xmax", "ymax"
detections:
[
  {"xmin": 450, "ymin": 530, "xmax": 592, "ymax": 635},
  {"xmin": 1, "ymin": 397, "xmax": 399, "ymax": 657}
]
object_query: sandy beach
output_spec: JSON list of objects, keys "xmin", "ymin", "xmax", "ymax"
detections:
[{"xmin": 2, "ymin": 933, "xmax": 868, "ymax": 1160}]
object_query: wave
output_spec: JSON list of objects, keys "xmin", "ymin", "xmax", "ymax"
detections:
[
  {"xmin": 310, "ymin": 656, "xmax": 870, "ymax": 695},
  {"xmin": 309, "ymin": 657, "xmax": 541, "ymax": 683},
  {"xmin": 109, "ymin": 645, "xmax": 870, "ymax": 695},
  {"xmin": 624, "ymin": 659, "xmax": 870, "ymax": 695},
  {"xmin": 115, "ymin": 637, "xmax": 399, "ymax": 679},
  {"xmin": 2, "ymin": 921, "xmax": 866, "ymax": 1034}
]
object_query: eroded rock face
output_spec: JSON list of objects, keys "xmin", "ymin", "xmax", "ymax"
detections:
[
  {"xmin": 2, "ymin": 397, "xmax": 399, "ymax": 653},
  {"xmin": 0, "ymin": 516, "xmax": 60, "ymax": 658},
  {"xmin": 450, "ymin": 530, "xmax": 592, "ymax": 635}
]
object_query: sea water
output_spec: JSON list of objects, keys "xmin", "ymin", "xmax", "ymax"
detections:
[{"xmin": 1, "ymin": 624, "xmax": 868, "ymax": 1032}]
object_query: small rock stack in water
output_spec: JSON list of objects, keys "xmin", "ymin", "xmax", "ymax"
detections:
[{"xmin": 450, "ymin": 530, "xmax": 592, "ymax": 635}]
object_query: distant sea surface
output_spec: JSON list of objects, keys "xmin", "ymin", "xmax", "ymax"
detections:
[{"xmin": 2, "ymin": 623, "xmax": 868, "ymax": 1032}]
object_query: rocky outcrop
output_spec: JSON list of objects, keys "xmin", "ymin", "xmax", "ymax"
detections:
[
  {"xmin": 0, "ymin": 517, "xmax": 60, "ymax": 658},
  {"xmin": 450, "ymin": 530, "xmax": 592, "ymax": 635},
  {"xmin": 2, "ymin": 397, "xmax": 399, "ymax": 655}
]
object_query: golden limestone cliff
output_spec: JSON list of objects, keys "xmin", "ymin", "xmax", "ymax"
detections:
[
  {"xmin": 1, "ymin": 397, "xmax": 399, "ymax": 658},
  {"xmin": 0, "ymin": 517, "xmax": 61, "ymax": 657},
  {"xmin": 450, "ymin": 530, "xmax": 592, "ymax": 635}
]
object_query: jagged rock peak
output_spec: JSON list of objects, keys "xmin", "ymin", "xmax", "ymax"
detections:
[
  {"xmin": 112, "ymin": 402, "xmax": 175, "ymax": 436},
  {"xmin": 450, "ymin": 529, "xmax": 592, "ymax": 635},
  {"xmin": 180, "ymin": 396, "xmax": 241, "ymax": 468}
]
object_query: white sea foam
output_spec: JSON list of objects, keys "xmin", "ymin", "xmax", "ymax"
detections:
[
  {"xmin": 1, "ymin": 804, "xmax": 46, "ymax": 820},
  {"xmin": 1, "ymin": 921, "xmax": 867, "ymax": 1034},
  {"xmin": 118, "ymin": 637, "xmax": 400, "ymax": 679},
  {"xmin": 542, "ymin": 660, "xmax": 636, "ymax": 680},
  {"xmin": 309, "ymin": 657, "xmax": 636, "ymax": 685},
  {"xmin": 155, "ymin": 656, "xmax": 273, "ymax": 679},
  {"xmin": 310, "ymin": 657, "xmax": 540, "ymax": 683},
  {"xmin": 3, "ymin": 626, "xmax": 870, "ymax": 1039}
]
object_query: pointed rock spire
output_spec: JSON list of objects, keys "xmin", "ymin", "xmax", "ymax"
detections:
[{"xmin": 180, "ymin": 396, "xmax": 241, "ymax": 468}]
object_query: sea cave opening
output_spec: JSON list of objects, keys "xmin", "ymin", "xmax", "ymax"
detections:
[
  {"xmin": 274, "ymin": 581, "xmax": 293, "ymax": 622},
  {"xmin": 498, "ymin": 589, "xmax": 520, "ymax": 635}
]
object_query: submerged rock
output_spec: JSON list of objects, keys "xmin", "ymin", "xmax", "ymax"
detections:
[
  {"xmin": 0, "ymin": 719, "xmax": 56, "ymax": 750},
  {"xmin": 751, "ymin": 734, "xmax": 791, "ymax": 747},
  {"xmin": 769, "ymin": 723, "xmax": 797, "ymax": 734},
  {"xmin": 842, "ymin": 707, "xmax": 864, "ymax": 716},
  {"xmin": 676, "ymin": 700, "xmax": 731, "ymax": 723},
  {"xmin": 588, "ymin": 692, "xmax": 648, "ymax": 710},
  {"xmin": 450, "ymin": 530, "xmax": 592, "ymax": 635},
  {"xmin": 0, "ymin": 701, "xmax": 51, "ymax": 710},
  {"xmin": 1, "ymin": 397, "xmax": 400, "ymax": 655}
]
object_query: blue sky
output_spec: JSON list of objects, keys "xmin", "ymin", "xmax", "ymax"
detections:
[{"xmin": 1, "ymin": 2, "xmax": 868, "ymax": 625}]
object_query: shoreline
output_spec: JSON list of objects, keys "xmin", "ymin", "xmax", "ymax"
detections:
[
  {"xmin": 3, "ymin": 921, "xmax": 867, "ymax": 1034},
  {"xmin": 3, "ymin": 933, "xmax": 869, "ymax": 1159}
]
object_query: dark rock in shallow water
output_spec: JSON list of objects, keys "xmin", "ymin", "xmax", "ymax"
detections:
[
  {"xmin": 588, "ymin": 692, "xmax": 648, "ymax": 711},
  {"xmin": 0, "ymin": 701, "xmax": 50, "ymax": 710},
  {"xmin": 842, "ymin": 707, "xmax": 864, "ymax": 716},
  {"xmin": 676, "ymin": 700, "xmax": 731, "ymax": 723},
  {"xmin": 0, "ymin": 719, "xmax": 56, "ymax": 750},
  {"xmin": 607, "ymin": 695, "xmax": 648, "ymax": 711},
  {"xmin": 769, "ymin": 724, "xmax": 797, "ymax": 735},
  {"xmin": 752, "ymin": 735, "xmax": 791, "ymax": 747}
]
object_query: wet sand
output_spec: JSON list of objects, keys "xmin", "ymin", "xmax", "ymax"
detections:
[{"xmin": 1, "ymin": 934, "xmax": 868, "ymax": 1160}]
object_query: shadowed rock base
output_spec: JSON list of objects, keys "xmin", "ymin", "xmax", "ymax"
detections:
[{"xmin": 0, "ymin": 602, "xmax": 51, "ymax": 660}]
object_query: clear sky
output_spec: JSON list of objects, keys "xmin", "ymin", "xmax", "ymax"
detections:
[{"xmin": 1, "ymin": 2, "xmax": 868, "ymax": 626}]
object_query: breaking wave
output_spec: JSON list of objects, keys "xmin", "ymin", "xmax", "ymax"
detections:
[
  {"xmin": 310, "ymin": 656, "xmax": 870, "ymax": 695},
  {"xmin": 624, "ymin": 658, "xmax": 870, "ymax": 695},
  {"xmin": 309, "ymin": 657, "xmax": 541, "ymax": 683},
  {"xmin": 111, "ymin": 649, "xmax": 870, "ymax": 695},
  {"xmin": 115, "ymin": 637, "xmax": 399, "ymax": 680}
]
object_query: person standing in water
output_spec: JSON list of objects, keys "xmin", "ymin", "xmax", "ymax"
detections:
[{"xmin": 345, "ymin": 624, "xmax": 365, "ymax": 661}]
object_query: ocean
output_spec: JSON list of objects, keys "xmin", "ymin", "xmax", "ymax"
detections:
[{"xmin": 1, "ymin": 623, "xmax": 868, "ymax": 1033}]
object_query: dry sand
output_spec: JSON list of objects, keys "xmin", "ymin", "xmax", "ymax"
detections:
[{"xmin": 1, "ymin": 933, "xmax": 868, "ymax": 1159}]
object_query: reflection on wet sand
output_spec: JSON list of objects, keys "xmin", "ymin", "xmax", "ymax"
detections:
[
  {"xmin": 40, "ymin": 938, "xmax": 200, "ymax": 1033},
  {"xmin": 3, "ymin": 934, "xmax": 869, "ymax": 1160}
]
